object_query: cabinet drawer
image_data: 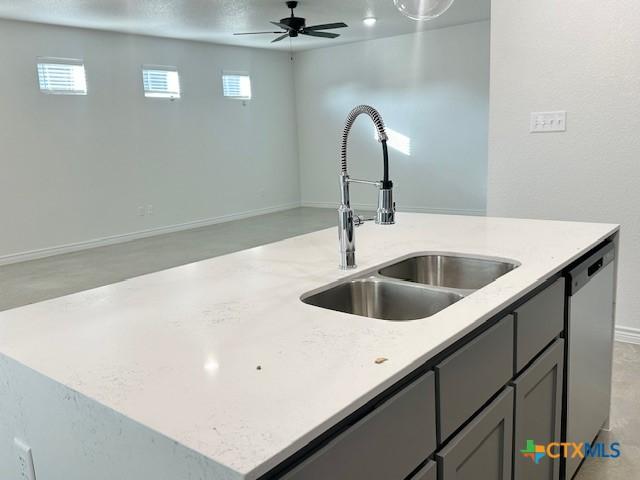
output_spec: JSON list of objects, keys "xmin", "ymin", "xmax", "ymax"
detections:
[
  {"xmin": 436, "ymin": 315, "xmax": 514, "ymax": 443},
  {"xmin": 515, "ymin": 278, "xmax": 565, "ymax": 372},
  {"xmin": 436, "ymin": 387, "xmax": 514, "ymax": 480},
  {"xmin": 410, "ymin": 460, "xmax": 437, "ymax": 480},
  {"xmin": 511, "ymin": 339, "xmax": 564, "ymax": 480},
  {"xmin": 283, "ymin": 371, "xmax": 437, "ymax": 480}
]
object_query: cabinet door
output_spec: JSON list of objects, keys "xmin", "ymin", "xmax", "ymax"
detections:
[
  {"xmin": 511, "ymin": 339, "xmax": 564, "ymax": 480},
  {"xmin": 514, "ymin": 278, "xmax": 565, "ymax": 373},
  {"xmin": 283, "ymin": 372, "xmax": 437, "ymax": 480},
  {"xmin": 436, "ymin": 315, "xmax": 514, "ymax": 443},
  {"xmin": 410, "ymin": 460, "xmax": 437, "ymax": 480},
  {"xmin": 436, "ymin": 387, "xmax": 513, "ymax": 480}
]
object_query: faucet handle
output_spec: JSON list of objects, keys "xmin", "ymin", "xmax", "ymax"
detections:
[{"xmin": 354, "ymin": 215, "xmax": 374, "ymax": 227}]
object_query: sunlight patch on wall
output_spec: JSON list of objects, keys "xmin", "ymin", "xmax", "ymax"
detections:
[{"xmin": 375, "ymin": 127, "xmax": 412, "ymax": 156}]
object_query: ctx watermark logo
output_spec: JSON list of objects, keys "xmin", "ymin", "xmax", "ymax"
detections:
[{"xmin": 521, "ymin": 440, "xmax": 621, "ymax": 464}]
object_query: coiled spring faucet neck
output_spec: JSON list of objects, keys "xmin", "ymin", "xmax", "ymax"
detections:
[
  {"xmin": 341, "ymin": 105, "xmax": 389, "ymax": 177},
  {"xmin": 337, "ymin": 105, "xmax": 396, "ymax": 269}
]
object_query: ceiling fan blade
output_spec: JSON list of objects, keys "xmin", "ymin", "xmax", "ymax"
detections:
[
  {"xmin": 302, "ymin": 30, "xmax": 340, "ymax": 39},
  {"xmin": 233, "ymin": 31, "xmax": 284, "ymax": 35},
  {"xmin": 271, "ymin": 33, "xmax": 290, "ymax": 43},
  {"xmin": 305, "ymin": 22, "xmax": 348, "ymax": 31},
  {"xmin": 270, "ymin": 21, "xmax": 293, "ymax": 31}
]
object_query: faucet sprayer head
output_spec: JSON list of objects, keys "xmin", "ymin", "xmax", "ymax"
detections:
[{"xmin": 376, "ymin": 185, "xmax": 395, "ymax": 225}]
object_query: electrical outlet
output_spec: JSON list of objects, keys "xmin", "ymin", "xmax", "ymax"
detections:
[
  {"xmin": 14, "ymin": 438, "xmax": 36, "ymax": 480},
  {"xmin": 146, "ymin": 204, "xmax": 153, "ymax": 215},
  {"xmin": 137, "ymin": 206, "xmax": 145, "ymax": 217},
  {"xmin": 530, "ymin": 111, "xmax": 566, "ymax": 133}
]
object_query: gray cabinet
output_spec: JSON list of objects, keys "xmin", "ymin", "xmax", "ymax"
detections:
[
  {"xmin": 436, "ymin": 387, "xmax": 514, "ymax": 480},
  {"xmin": 511, "ymin": 339, "xmax": 564, "ymax": 480},
  {"xmin": 436, "ymin": 315, "xmax": 514, "ymax": 442},
  {"xmin": 515, "ymin": 278, "xmax": 565, "ymax": 373},
  {"xmin": 283, "ymin": 371, "xmax": 437, "ymax": 480},
  {"xmin": 410, "ymin": 460, "xmax": 437, "ymax": 480},
  {"xmin": 273, "ymin": 271, "xmax": 579, "ymax": 480}
]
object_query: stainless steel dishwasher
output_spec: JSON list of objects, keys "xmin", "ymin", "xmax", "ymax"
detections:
[{"xmin": 565, "ymin": 242, "xmax": 616, "ymax": 479}]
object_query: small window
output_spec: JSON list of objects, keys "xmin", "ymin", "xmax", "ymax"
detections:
[
  {"xmin": 37, "ymin": 58, "xmax": 87, "ymax": 95},
  {"xmin": 222, "ymin": 72, "xmax": 251, "ymax": 100},
  {"xmin": 142, "ymin": 66, "xmax": 181, "ymax": 99}
]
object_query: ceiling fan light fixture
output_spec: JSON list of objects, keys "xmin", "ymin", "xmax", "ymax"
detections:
[
  {"xmin": 363, "ymin": 17, "xmax": 377, "ymax": 27},
  {"xmin": 393, "ymin": 0, "xmax": 455, "ymax": 21},
  {"xmin": 233, "ymin": 1, "xmax": 348, "ymax": 43}
]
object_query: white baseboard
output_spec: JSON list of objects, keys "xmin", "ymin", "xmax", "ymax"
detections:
[
  {"xmin": 0, "ymin": 202, "xmax": 301, "ymax": 266},
  {"xmin": 615, "ymin": 326, "xmax": 640, "ymax": 345},
  {"xmin": 301, "ymin": 201, "xmax": 486, "ymax": 216}
]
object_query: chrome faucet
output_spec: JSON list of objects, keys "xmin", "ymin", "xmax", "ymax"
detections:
[{"xmin": 338, "ymin": 105, "xmax": 395, "ymax": 269}]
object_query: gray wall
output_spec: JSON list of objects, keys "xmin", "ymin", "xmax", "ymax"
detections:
[
  {"xmin": 0, "ymin": 19, "xmax": 300, "ymax": 261},
  {"xmin": 487, "ymin": 0, "xmax": 640, "ymax": 335},
  {"xmin": 294, "ymin": 21, "xmax": 490, "ymax": 215}
]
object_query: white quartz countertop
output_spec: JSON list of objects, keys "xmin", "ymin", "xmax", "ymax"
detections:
[{"xmin": 0, "ymin": 214, "xmax": 618, "ymax": 479}]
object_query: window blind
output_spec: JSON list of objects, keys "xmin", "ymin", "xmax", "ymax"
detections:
[
  {"xmin": 222, "ymin": 73, "xmax": 251, "ymax": 99},
  {"xmin": 142, "ymin": 67, "xmax": 181, "ymax": 99},
  {"xmin": 37, "ymin": 59, "xmax": 87, "ymax": 95}
]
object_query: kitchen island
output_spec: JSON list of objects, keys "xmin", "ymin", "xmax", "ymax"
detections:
[{"xmin": 0, "ymin": 213, "xmax": 618, "ymax": 479}]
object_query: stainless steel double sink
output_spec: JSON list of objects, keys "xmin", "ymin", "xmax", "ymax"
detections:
[{"xmin": 302, "ymin": 254, "xmax": 519, "ymax": 321}]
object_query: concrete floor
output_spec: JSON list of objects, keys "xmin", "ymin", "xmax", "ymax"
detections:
[
  {"xmin": 0, "ymin": 207, "xmax": 336, "ymax": 312},
  {"xmin": 577, "ymin": 341, "xmax": 640, "ymax": 479},
  {"xmin": 0, "ymin": 206, "xmax": 638, "ymax": 479}
]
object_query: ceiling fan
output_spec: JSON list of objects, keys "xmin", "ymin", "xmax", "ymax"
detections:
[{"xmin": 233, "ymin": 1, "xmax": 348, "ymax": 43}]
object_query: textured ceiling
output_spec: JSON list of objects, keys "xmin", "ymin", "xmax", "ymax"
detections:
[{"xmin": 0, "ymin": 0, "xmax": 490, "ymax": 50}]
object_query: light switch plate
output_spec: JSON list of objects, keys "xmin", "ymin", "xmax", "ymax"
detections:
[
  {"xmin": 530, "ymin": 111, "xmax": 566, "ymax": 133},
  {"xmin": 14, "ymin": 438, "xmax": 36, "ymax": 480}
]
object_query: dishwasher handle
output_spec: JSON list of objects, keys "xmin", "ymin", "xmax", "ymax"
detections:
[
  {"xmin": 588, "ymin": 257, "xmax": 604, "ymax": 277},
  {"xmin": 567, "ymin": 242, "xmax": 615, "ymax": 296}
]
